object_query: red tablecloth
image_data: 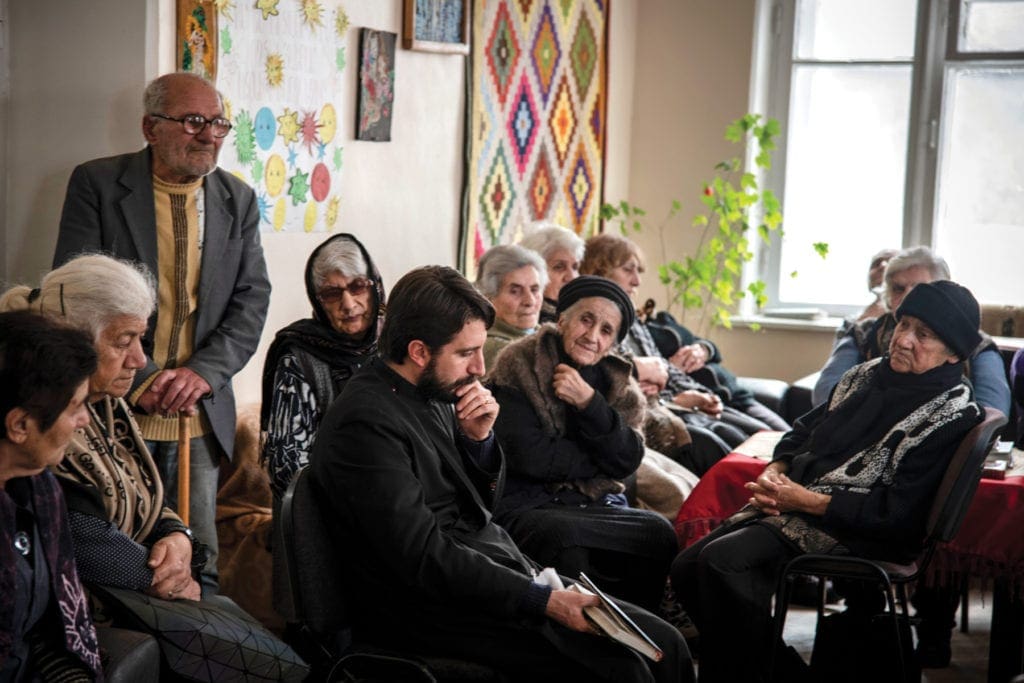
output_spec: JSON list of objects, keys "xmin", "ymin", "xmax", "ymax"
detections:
[
  {"xmin": 674, "ymin": 454, "xmax": 1024, "ymax": 587},
  {"xmin": 673, "ymin": 453, "xmax": 765, "ymax": 549}
]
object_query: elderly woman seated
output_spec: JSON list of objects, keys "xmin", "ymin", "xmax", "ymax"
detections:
[
  {"xmin": 519, "ymin": 223, "xmax": 584, "ymax": 324},
  {"xmin": 261, "ymin": 233, "xmax": 386, "ymax": 500},
  {"xmin": 488, "ymin": 276, "xmax": 678, "ymax": 612},
  {"xmin": 581, "ymin": 233, "xmax": 786, "ymax": 473},
  {"xmin": 0, "ymin": 311, "xmax": 102, "ymax": 682},
  {"xmin": 475, "ymin": 244, "xmax": 547, "ymax": 368},
  {"xmin": 260, "ymin": 233, "xmax": 385, "ymax": 626},
  {"xmin": 0, "ymin": 255, "xmax": 304, "ymax": 679},
  {"xmin": 670, "ymin": 281, "xmax": 985, "ymax": 683}
]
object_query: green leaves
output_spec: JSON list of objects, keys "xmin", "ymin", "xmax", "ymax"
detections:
[{"xmin": 813, "ymin": 242, "xmax": 829, "ymax": 258}]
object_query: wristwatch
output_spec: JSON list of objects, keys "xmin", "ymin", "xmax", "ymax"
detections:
[{"xmin": 180, "ymin": 527, "xmax": 209, "ymax": 570}]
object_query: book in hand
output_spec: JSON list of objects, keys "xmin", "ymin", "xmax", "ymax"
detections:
[{"xmin": 568, "ymin": 572, "xmax": 664, "ymax": 662}]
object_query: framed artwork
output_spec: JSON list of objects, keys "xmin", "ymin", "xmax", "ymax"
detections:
[
  {"xmin": 403, "ymin": 0, "xmax": 470, "ymax": 55},
  {"xmin": 176, "ymin": 0, "xmax": 217, "ymax": 80},
  {"xmin": 357, "ymin": 29, "xmax": 397, "ymax": 142},
  {"xmin": 460, "ymin": 0, "xmax": 609, "ymax": 277}
]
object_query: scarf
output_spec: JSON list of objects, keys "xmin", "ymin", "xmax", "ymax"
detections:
[
  {"xmin": 0, "ymin": 472, "xmax": 102, "ymax": 676},
  {"xmin": 58, "ymin": 396, "xmax": 170, "ymax": 542}
]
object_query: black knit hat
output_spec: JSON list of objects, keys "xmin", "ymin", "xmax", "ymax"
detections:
[
  {"xmin": 556, "ymin": 275, "xmax": 635, "ymax": 341},
  {"xmin": 895, "ymin": 280, "xmax": 981, "ymax": 360}
]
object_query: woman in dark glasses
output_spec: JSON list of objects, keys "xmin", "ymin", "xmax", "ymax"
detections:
[{"xmin": 261, "ymin": 233, "xmax": 386, "ymax": 501}]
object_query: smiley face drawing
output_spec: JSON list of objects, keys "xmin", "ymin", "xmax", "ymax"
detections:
[
  {"xmin": 311, "ymin": 163, "xmax": 331, "ymax": 202},
  {"xmin": 254, "ymin": 107, "xmax": 276, "ymax": 151},
  {"xmin": 319, "ymin": 103, "xmax": 338, "ymax": 144},
  {"xmin": 304, "ymin": 201, "xmax": 318, "ymax": 232},
  {"xmin": 265, "ymin": 154, "xmax": 287, "ymax": 197},
  {"xmin": 273, "ymin": 197, "xmax": 287, "ymax": 231}
]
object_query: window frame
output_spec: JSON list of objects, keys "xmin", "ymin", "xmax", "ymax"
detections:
[{"xmin": 749, "ymin": 0, "xmax": 1024, "ymax": 315}]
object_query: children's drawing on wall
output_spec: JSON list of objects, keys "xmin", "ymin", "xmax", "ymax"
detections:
[
  {"xmin": 217, "ymin": 1, "xmax": 349, "ymax": 233},
  {"xmin": 178, "ymin": 0, "xmax": 218, "ymax": 79},
  {"xmin": 356, "ymin": 29, "xmax": 396, "ymax": 142}
]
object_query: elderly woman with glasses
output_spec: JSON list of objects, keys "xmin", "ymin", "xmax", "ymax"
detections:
[{"xmin": 260, "ymin": 233, "xmax": 386, "ymax": 499}]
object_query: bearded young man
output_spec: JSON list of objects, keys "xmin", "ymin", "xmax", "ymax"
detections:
[{"xmin": 310, "ymin": 265, "xmax": 693, "ymax": 683}]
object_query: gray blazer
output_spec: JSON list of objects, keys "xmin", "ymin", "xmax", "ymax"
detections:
[{"xmin": 54, "ymin": 147, "xmax": 271, "ymax": 460}]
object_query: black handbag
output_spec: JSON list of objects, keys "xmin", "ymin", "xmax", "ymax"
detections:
[{"xmin": 89, "ymin": 584, "xmax": 308, "ymax": 682}]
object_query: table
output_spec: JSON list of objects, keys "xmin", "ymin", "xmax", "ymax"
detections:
[{"xmin": 673, "ymin": 442, "xmax": 1024, "ymax": 681}]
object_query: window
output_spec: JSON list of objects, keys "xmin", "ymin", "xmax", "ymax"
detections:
[{"xmin": 752, "ymin": 0, "xmax": 1024, "ymax": 313}]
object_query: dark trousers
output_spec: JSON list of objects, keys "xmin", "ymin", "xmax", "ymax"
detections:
[
  {"xmin": 393, "ymin": 600, "xmax": 695, "ymax": 683},
  {"xmin": 671, "ymin": 523, "xmax": 798, "ymax": 683},
  {"xmin": 505, "ymin": 505, "xmax": 678, "ymax": 613}
]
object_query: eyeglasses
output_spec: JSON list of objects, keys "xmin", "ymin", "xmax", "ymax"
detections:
[
  {"xmin": 317, "ymin": 278, "xmax": 374, "ymax": 304},
  {"xmin": 150, "ymin": 113, "xmax": 233, "ymax": 138}
]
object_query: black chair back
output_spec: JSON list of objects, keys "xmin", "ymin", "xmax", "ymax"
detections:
[
  {"xmin": 280, "ymin": 465, "xmax": 349, "ymax": 639},
  {"xmin": 925, "ymin": 406, "xmax": 1008, "ymax": 545}
]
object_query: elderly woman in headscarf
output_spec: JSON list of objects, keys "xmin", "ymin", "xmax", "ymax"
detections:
[
  {"xmin": 520, "ymin": 223, "xmax": 584, "ymax": 324},
  {"xmin": 259, "ymin": 233, "xmax": 384, "ymax": 626},
  {"xmin": 670, "ymin": 281, "xmax": 985, "ymax": 683},
  {"xmin": 260, "ymin": 233, "xmax": 386, "ymax": 499},
  {"xmin": 0, "ymin": 255, "xmax": 305, "ymax": 680},
  {"xmin": 475, "ymin": 244, "xmax": 547, "ymax": 368},
  {"xmin": 489, "ymin": 276, "xmax": 678, "ymax": 612},
  {"xmin": 0, "ymin": 311, "xmax": 101, "ymax": 682}
]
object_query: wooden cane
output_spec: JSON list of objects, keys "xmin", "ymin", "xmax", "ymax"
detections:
[{"xmin": 177, "ymin": 413, "xmax": 191, "ymax": 526}]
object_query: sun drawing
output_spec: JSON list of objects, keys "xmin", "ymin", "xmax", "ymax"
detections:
[
  {"xmin": 300, "ymin": 0, "xmax": 325, "ymax": 29},
  {"xmin": 266, "ymin": 53, "xmax": 284, "ymax": 87},
  {"xmin": 255, "ymin": 0, "xmax": 279, "ymax": 21},
  {"xmin": 299, "ymin": 111, "xmax": 321, "ymax": 155},
  {"xmin": 335, "ymin": 8, "xmax": 350, "ymax": 37},
  {"xmin": 213, "ymin": 0, "xmax": 235, "ymax": 21}
]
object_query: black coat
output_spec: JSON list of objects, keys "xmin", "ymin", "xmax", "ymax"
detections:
[{"xmin": 309, "ymin": 358, "xmax": 691, "ymax": 682}]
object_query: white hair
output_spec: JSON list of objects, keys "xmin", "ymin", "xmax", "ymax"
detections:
[
  {"xmin": 0, "ymin": 254, "xmax": 156, "ymax": 341},
  {"xmin": 475, "ymin": 244, "xmax": 548, "ymax": 299}
]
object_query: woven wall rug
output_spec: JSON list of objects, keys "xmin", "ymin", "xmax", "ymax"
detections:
[{"xmin": 461, "ymin": 0, "xmax": 608, "ymax": 276}]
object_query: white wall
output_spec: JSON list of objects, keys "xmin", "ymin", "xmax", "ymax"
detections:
[{"xmin": 4, "ymin": 0, "xmax": 152, "ymax": 283}]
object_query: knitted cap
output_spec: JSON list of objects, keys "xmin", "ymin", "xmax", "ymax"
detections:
[
  {"xmin": 895, "ymin": 280, "xmax": 981, "ymax": 360},
  {"xmin": 555, "ymin": 275, "xmax": 634, "ymax": 341}
]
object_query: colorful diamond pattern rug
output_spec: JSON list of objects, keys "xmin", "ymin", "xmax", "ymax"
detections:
[{"xmin": 463, "ymin": 0, "xmax": 607, "ymax": 276}]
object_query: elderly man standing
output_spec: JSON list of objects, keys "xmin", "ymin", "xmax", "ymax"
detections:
[
  {"xmin": 311, "ymin": 266, "xmax": 693, "ymax": 683},
  {"xmin": 475, "ymin": 244, "xmax": 547, "ymax": 368},
  {"xmin": 52, "ymin": 72, "xmax": 271, "ymax": 591}
]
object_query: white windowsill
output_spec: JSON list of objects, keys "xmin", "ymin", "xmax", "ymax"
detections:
[{"xmin": 729, "ymin": 314, "xmax": 847, "ymax": 333}]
